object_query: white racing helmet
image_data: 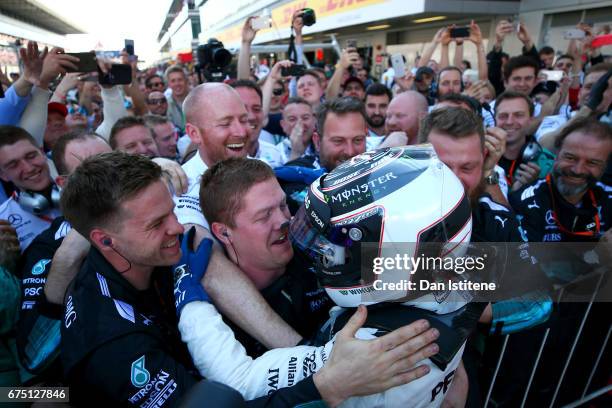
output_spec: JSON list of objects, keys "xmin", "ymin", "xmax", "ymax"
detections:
[{"xmin": 290, "ymin": 145, "xmax": 473, "ymax": 310}]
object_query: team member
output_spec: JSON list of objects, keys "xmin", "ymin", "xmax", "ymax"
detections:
[
  {"xmin": 60, "ymin": 151, "xmax": 438, "ymax": 406},
  {"xmin": 0, "ymin": 126, "xmax": 61, "ymax": 250},
  {"xmin": 17, "ymin": 132, "xmax": 111, "ymax": 382},
  {"xmin": 276, "ymin": 97, "xmax": 368, "ymax": 214},
  {"xmin": 199, "ymin": 158, "xmax": 332, "ymax": 356},
  {"xmin": 177, "ymin": 146, "xmax": 470, "ymax": 407},
  {"xmin": 418, "ymin": 107, "xmax": 519, "ymax": 242},
  {"xmin": 510, "ymin": 118, "xmax": 611, "ymax": 243}
]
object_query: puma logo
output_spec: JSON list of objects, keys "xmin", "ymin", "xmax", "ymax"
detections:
[
  {"xmin": 495, "ymin": 216, "xmax": 507, "ymax": 228},
  {"xmin": 528, "ymin": 201, "xmax": 540, "ymax": 209}
]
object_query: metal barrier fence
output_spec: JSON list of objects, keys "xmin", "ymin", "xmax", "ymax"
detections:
[{"xmin": 483, "ymin": 268, "xmax": 611, "ymax": 408}]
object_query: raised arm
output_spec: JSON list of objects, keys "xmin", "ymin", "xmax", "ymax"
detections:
[{"xmin": 238, "ymin": 17, "xmax": 259, "ymax": 80}]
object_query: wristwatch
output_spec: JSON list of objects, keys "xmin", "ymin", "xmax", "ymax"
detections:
[{"xmin": 484, "ymin": 171, "xmax": 499, "ymax": 185}]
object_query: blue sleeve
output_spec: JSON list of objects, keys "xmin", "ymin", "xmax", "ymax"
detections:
[{"xmin": 0, "ymin": 85, "xmax": 31, "ymax": 125}]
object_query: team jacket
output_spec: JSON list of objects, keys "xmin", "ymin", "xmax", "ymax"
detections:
[
  {"xmin": 472, "ymin": 194, "xmax": 523, "ymax": 243},
  {"xmin": 61, "ymin": 247, "xmax": 322, "ymax": 407},
  {"xmin": 509, "ymin": 179, "xmax": 611, "ymax": 243},
  {"xmin": 229, "ymin": 252, "xmax": 333, "ymax": 357},
  {"xmin": 16, "ymin": 217, "xmax": 71, "ymax": 381}
]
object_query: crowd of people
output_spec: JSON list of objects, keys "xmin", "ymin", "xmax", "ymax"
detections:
[{"xmin": 0, "ymin": 10, "xmax": 611, "ymax": 408}]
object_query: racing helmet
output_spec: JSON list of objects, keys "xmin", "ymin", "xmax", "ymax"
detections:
[{"xmin": 290, "ymin": 145, "xmax": 473, "ymax": 309}]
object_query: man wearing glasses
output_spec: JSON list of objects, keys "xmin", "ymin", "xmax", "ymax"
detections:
[
  {"xmin": 145, "ymin": 74, "xmax": 166, "ymax": 95},
  {"xmin": 146, "ymin": 91, "xmax": 169, "ymax": 117}
]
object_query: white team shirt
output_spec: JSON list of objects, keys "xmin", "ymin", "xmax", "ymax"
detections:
[
  {"xmin": 174, "ymin": 153, "xmax": 209, "ymax": 229},
  {"xmin": 0, "ymin": 197, "xmax": 60, "ymax": 251},
  {"xmin": 181, "ymin": 300, "xmax": 465, "ymax": 407}
]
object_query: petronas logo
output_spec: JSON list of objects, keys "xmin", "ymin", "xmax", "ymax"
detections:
[{"xmin": 131, "ymin": 355, "xmax": 150, "ymax": 388}]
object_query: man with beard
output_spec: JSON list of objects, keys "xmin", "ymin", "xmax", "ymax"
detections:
[
  {"xmin": 276, "ymin": 97, "xmax": 367, "ymax": 214},
  {"xmin": 364, "ymin": 83, "xmax": 391, "ymax": 150},
  {"xmin": 418, "ymin": 107, "xmax": 518, "ymax": 241},
  {"xmin": 510, "ymin": 118, "xmax": 611, "ymax": 243},
  {"xmin": 385, "ymin": 91, "xmax": 429, "ymax": 145},
  {"xmin": 146, "ymin": 91, "xmax": 170, "ymax": 116}
]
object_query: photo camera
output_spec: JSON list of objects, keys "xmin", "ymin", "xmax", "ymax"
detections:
[
  {"xmin": 196, "ymin": 38, "xmax": 233, "ymax": 82},
  {"xmin": 300, "ymin": 8, "xmax": 316, "ymax": 26}
]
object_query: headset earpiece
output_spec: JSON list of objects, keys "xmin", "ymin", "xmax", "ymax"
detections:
[{"xmin": 102, "ymin": 238, "xmax": 112, "ymax": 246}]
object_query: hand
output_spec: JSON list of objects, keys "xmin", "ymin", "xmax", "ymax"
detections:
[
  {"xmin": 395, "ymin": 72, "xmax": 414, "ymax": 91},
  {"xmin": 270, "ymin": 60, "xmax": 293, "ymax": 81},
  {"xmin": 441, "ymin": 361, "xmax": 469, "ymax": 408},
  {"xmin": 382, "ymin": 131, "xmax": 409, "ymax": 148},
  {"xmin": 594, "ymin": 228, "xmax": 612, "ymax": 265},
  {"xmin": 517, "ymin": 21, "xmax": 533, "ymax": 49},
  {"xmin": 39, "ymin": 48, "xmax": 79, "ymax": 89},
  {"xmin": 339, "ymin": 48, "xmax": 359, "ymax": 71},
  {"xmin": 153, "ymin": 157, "xmax": 189, "ymax": 195},
  {"xmin": 120, "ymin": 50, "xmax": 139, "ymax": 82},
  {"xmin": 585, "ymin": 69, "xmax": 612, "ymax": 112},
  {"xmin": 469, "ymin": 20, "xmax": 483, "ymax": 45},
  {"xmin": 463, "ymin": 80, "xmax": 488, "ymax": 101},
  {"xmin": 174, "ymin": 227, "xmax": 214, "ymax": 315},
  {"xmin": 495, "ymin": 20, "xmax": 513, "ymax": 45},
  {"xmin": 242, "ymin": 16, "xmax": 258, "ymax": 44},
  {"xmin": 483, "ymin": 127, "xmax": 507, "ymax": 175},
  {"xmin": 292, "ymin": 10, "xmax": 304, "ymax": 36},
  {"xmin": 289, "ymin": 119, "xmax": 307, "ymax": 159},
  {"xmin": 55, "ymin": 72, "xmax": 80, "ymax": 96},
  {"xmin": 433, "ymin": 27, "xmax": 451, "ymax": 45},
  {"xmin": 539, "ymin": 84, "xmax": 568, "ymax": 117},
  {"xmin": 511, "ymin": 162, "xmax": 541, "ymax": 192},
  {"xmin": 20, "ymin": 41, "xmax": 47, "ymax": 86},
  {"xmin": 0, "ymin": 220, "xmax": 20, "ymax": 271},
  {"xmin": 96, "ymin": 56, "xmax": 114, "ymax": 88},
  {"xmin": 314, "ymin": 305, "xmax": 439, "ymax": 407}
]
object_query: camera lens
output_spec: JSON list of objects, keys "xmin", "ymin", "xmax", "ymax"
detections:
[{"xmin": 213, "ymin": 48, "xmax": 232, "ymax": 67}]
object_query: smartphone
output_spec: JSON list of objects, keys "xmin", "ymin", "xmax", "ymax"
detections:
[
  {"xmin": 125, "ymin": 39, "xmax": 134, "ymax": 55},
  {"xmin": 65, "ymin": 52, "xmax": 98, "ymax": 73},
  {"xmin": 281, "ymin": 64, "xmax": 306, "ymax": 77},
  {"xmin": 390, "ymin": 53, "xmax": 406, "ymax": 78},
  {"xmin": 251, "ymin": 16, "xmax": 271, "ymax": 30},
  {"xmin": 346, "ymin": 39, "xmax": 357, "ymax": 49},
  {"xmin": 564, "ymin": 29, "xmax": 586, "ymax": 40},
  {"xmin": 541, "ymin": 70, "xmax": 564, "ymax": 82},
  {"xmin": 450, "ymin": 27, "xmax": 470, "ymax": 38},
  {"xmin": 98, "ymin": 64, "xmax": 132, "ymax": 85}
]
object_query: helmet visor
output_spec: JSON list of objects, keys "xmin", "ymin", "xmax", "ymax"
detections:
[{"xmin": 290, "ymin": 205, "xmax": 346, "ymax": 268}]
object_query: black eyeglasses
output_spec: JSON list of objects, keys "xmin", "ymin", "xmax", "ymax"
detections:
[
  {"xmin": 147, "ymin": 98, "xmax": 167, "ymax": 105},
  {"xmin": 273, "ymin": 88, "xmax": 284, "ymax": 96},
  {"xmin": 149, "ymin": 82, "xmax": 164, "ymax": 88}
]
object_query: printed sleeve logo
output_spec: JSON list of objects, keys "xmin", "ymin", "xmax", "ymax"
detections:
[
  {"xmin": 32, "ymin": 259, "xmax": 51, "ymax": 275},
  {"xmin": 131, "ymin": 355, "xmax": 151, "ymax": 388}
]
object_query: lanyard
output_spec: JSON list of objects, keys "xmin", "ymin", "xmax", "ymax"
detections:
[
  {"xmin": 546, "ymin": 174, "xmax": 600, "ymax": 237},
  {"xmin": 506, "ymin": 159, "xmax": 518, "ymax": 186}
]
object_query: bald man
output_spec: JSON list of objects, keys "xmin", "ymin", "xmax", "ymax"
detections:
[
  {"xmin": 384, "ymin": 91, "xmax": 429, "ymax": 146},
  {"xmin": 175, "ymin": 83, "xmax": 307, "ymax": 352}
]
